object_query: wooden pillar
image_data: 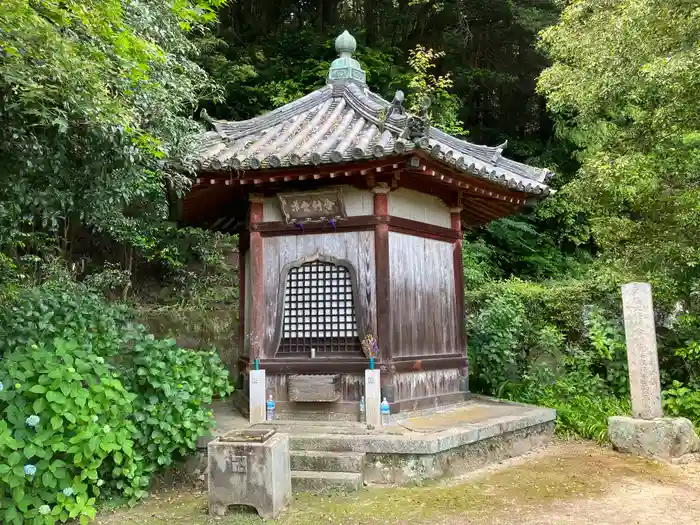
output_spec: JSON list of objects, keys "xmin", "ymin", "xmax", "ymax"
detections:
[
  {"xmin": 451, "ymin": 206, "xmax": 468, "ymax": 392},
  {"xmin": 372, "ymin": 183, "xmax": 393, "ymax": 402},
  {"xmin": 238, "ymin": 237, "xmax": 246, "ymax": 357},
  {"xmin": 249, "ymin": 194, "xmax": 265, "ymax": 362}
]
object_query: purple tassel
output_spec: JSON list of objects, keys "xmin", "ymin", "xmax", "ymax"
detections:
[
  {"xmin": 329, "ymin": 219, "xmax": 336, "ymax": 231},
  {"xmin": 295, "ymin": 223, "xmax": 304, "ymax": 231}
]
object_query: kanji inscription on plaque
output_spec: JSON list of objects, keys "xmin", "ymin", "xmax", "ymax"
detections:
[{"xmin": 278, "ymin": 189, "xmax": 347, "ymax": 224}]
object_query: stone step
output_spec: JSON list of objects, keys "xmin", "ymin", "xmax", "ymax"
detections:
[
  {"xmin": 290, "ymin": 434, "xmax": 365, "ymax": 452},
  {"xmin": 291, "ymin": 471, "xmax": 363, "ymax": 493},
  {"xmin": 290, "ymin": 451, "xmax": 365, "ymax": 473},
  {"xmin": 254, "ymin": 420, "xmax": 371, "ymax": 436}
]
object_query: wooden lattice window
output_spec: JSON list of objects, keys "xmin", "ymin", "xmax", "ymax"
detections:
[{"xmin": 274, "ymin": 255, "xmax": 363, "ymax": 356}]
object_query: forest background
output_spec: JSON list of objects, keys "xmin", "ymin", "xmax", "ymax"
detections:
[{"xmin": 0, "ymin": 1, "xmax": 699, "ymax": 522}]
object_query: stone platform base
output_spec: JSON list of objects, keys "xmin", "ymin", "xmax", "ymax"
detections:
[
  {"xmin": 189, "ymin": 397, "xmax": 556, "ymax": 490},
  {"xmin": 608, "ymin": 416, "xmax": 700, "ymax": 460}
]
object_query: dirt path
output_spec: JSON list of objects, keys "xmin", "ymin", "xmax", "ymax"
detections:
[{"xmin": 96, "ymin": 441, "xmax": 700, "ymax": 525}]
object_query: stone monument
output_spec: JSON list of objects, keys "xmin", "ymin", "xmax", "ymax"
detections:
[
  {"xmin": 608, "ymin": 282, "xmax": 699, "ymax": 460},
  {"xmin": 621, "ymin": 282, "xmax": 663, "ymax": 420}
]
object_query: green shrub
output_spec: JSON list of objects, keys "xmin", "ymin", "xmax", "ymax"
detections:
[
  {"xmin": 663, "ymin": 381, "xmax": 700, "ymax": 427},
  {"xmin": 468, "ymin": 293, "xmax": 526, "ymax": 393},
  {"xmin": 506, "ymin": 365, "xmax": 630, "ymax": 442},
  {"xmin": 0, "ymin": 339, "xmax": 146, "ymax": 525},
  {"xmin": 0, "ymin": 282, "xmax": 131, "ymax": 360},
  {"xmin": 0, "ymin": 283, "xmax": 233, "ymax": 522},
  {"xmin": 118, "ymin": 326, "xmax": 232, "ymax": 473}
]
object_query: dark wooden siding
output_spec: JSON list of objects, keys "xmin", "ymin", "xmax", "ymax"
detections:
[
  {"xmin": 393, "ymin": 369, "xmax": 461, "ymax": 401},
  {"xmin": 388, "ymin": 232, "xmax": 459, "ymax": 358}
]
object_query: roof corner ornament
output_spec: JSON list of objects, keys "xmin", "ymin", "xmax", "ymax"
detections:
[
  {"xmin": 199, "ymin": 108, "xmax": 217, "ymax": 132},
  {"xmin": 491, "ymin": 140, "xmax": 508, "ymax": 165},
  {"xmin": 401, "ymin": 95, "xmax": 430, "ymax": 143},
  {"xmin": 386, "ymin": 90, "xmax": 406, "ymax": 120}
]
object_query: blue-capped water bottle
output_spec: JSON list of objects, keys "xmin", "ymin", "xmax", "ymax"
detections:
[
  {"xmin": 359, "ymin": 396, "xmax": 366, "ymax": 423},
  {"xmin": 380, "ymin": 397, "xmax": 390, "ymax": 426},
  {"xmin": 266, "ymin": 394, "xmax": 276, "ymax": 421}
]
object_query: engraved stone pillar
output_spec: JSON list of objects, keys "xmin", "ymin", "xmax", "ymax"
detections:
[
  {"xmin": 621, "ymin": 282, "xmax": 663, "ymax": 419},
  {"xmin": 365, "ymin": 369, "xmax": 381, "ymax": 427},
  {"xmin": 249, "ymin": 369, "xmax": 266, "ymax": 424}
]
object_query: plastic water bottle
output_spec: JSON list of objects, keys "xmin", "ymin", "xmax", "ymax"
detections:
[
  {"xmin": 359, "ymin": 396, "xmax": 366, "ymax": 423},
  {"xmin": 266, "ymin": 394, "xmax": 276, "ymax": 421},
  {"xmin": 380, "ymin": 397, "xmax": 390, "ymax": 426}
]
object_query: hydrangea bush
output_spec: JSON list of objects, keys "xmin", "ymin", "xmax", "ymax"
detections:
[
  {"xmin": 0, "ymin": 339, "xmax": 144, "ymax": 524},
  {"xmin": 0, "ymin": 285, "xmax": 233, "ymax": 524}
]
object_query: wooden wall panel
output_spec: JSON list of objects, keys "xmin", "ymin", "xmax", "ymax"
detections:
[
  {"xmin": 388, "ymin": 188, "xmax": 451, "ymax": 228},
  {"xmin": 393, "ymin": 369, "xmax": 461, "ymax": 401},
  {"xmin": 389, "ymin": 232, "xmax": 458, "ymax": 358},
  {"xmin": 263, "ymin": 186, "xmax": 373, "ymax": 221},
  {"xmin": 261, "ymin": 231, "xmax": 376, "ymax": 357}
]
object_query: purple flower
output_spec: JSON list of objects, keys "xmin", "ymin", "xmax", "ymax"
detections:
[
  {"xmin": 329, "ymin": 219, "xmax": 337, "ymax": 231},
  {"xmin": 294, "ymin": 223, "xmax": 304, "ymax": 231},
  {"xmin": 361, "ymin": 334, "xmax": 379, "ymax": 358}
]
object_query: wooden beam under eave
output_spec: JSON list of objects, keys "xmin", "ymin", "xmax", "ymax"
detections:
[
  {"xmin": 467, "ymin": 194, "xmax": 520, "ymax": 218},
  {"xmin": 461, "ymin": 202, "xmax": 497, "ymax": 223}
]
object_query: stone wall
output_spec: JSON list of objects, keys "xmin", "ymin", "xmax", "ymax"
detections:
[
  {"xmin": 141, "ymin": 308, "xmax": 240, "ymax": 375},
  {"xmin": 364, "ymin": 422, "xmax": 554, "ymax": 484}
]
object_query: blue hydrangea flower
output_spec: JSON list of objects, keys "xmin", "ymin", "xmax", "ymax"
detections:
[
  {"xmin": 62, "ymin": 487, "xmax": 74, "ymax": 497},
  {"xmin": 38, "ymin": 505, "xmax": 51, "ymax": 516},
  {"xmin": 24, "ymin": 464, "xmax": 36, "ymax": 476},
  {"xmin": 0, "ymin": 381, "xmax": 3, "ymax": 393},
  {"xmin": 26, "ymin": 414, "xmax": 40, "ymax": 428}
]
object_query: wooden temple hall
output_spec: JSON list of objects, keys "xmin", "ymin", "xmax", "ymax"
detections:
[{"xmin": 181, "ymin": 31, "xmax": 553, "ymax": 418}]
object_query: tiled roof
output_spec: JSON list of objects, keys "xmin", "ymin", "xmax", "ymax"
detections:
[{"xmin": 195, "ymin": 33, "xmax": 553, "ymax": 196}]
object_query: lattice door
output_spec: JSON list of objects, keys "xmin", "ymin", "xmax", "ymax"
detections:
[{"xmin": 278, "ymin": 260, "xmax": 362, "ymax": 355}]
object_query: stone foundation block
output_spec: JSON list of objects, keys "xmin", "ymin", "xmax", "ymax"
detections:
[
  {"xmin": 208, "ymin": 429, "xmax": 291, "ymax": 519},
  {"xmin": 608, "ymin": 416, "xmax": 700, "ymax": 460}
]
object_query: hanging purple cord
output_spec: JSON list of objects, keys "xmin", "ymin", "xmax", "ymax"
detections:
[
  {"xmin": 294, "ymin": 223, "xmax": 304, "ymax": 231},
  {"xmin": 329, "ymin": 219, "xmax": 336, "ymax": 231}
]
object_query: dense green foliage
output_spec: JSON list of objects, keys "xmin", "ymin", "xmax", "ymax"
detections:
[
  {"xmin": 452, "ymin": 0, "xmax": 699, "ymax": 439},
  {"xmin": 0, "ymin": 283, "xmax": 232, "ymax": 524},
  {"xmin": 1, "ymin": 3, "xmax": 700, "ymax": 521},
  {"xmin": 0, "ymin": 0, "xmax": 231, "ymax": 291}
]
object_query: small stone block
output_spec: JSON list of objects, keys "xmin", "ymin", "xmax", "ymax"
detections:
[
  {"xmin": 288, "ymin": 374, "xmax": 341, "ymax": 402},
  {"xmin": 208, "ymin": 431, "xmax": 291, "ymax": 519},
  {"xmin": 249, "ymin": 369, "xmax": 266, "ymax": 424},
  {"xmin": 365, "ymin": 369, "xmax": 381, "ymax": 427},
  {"xmin": 608, "ymin": 416, "xmax": 700, "ymax": 460}
]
